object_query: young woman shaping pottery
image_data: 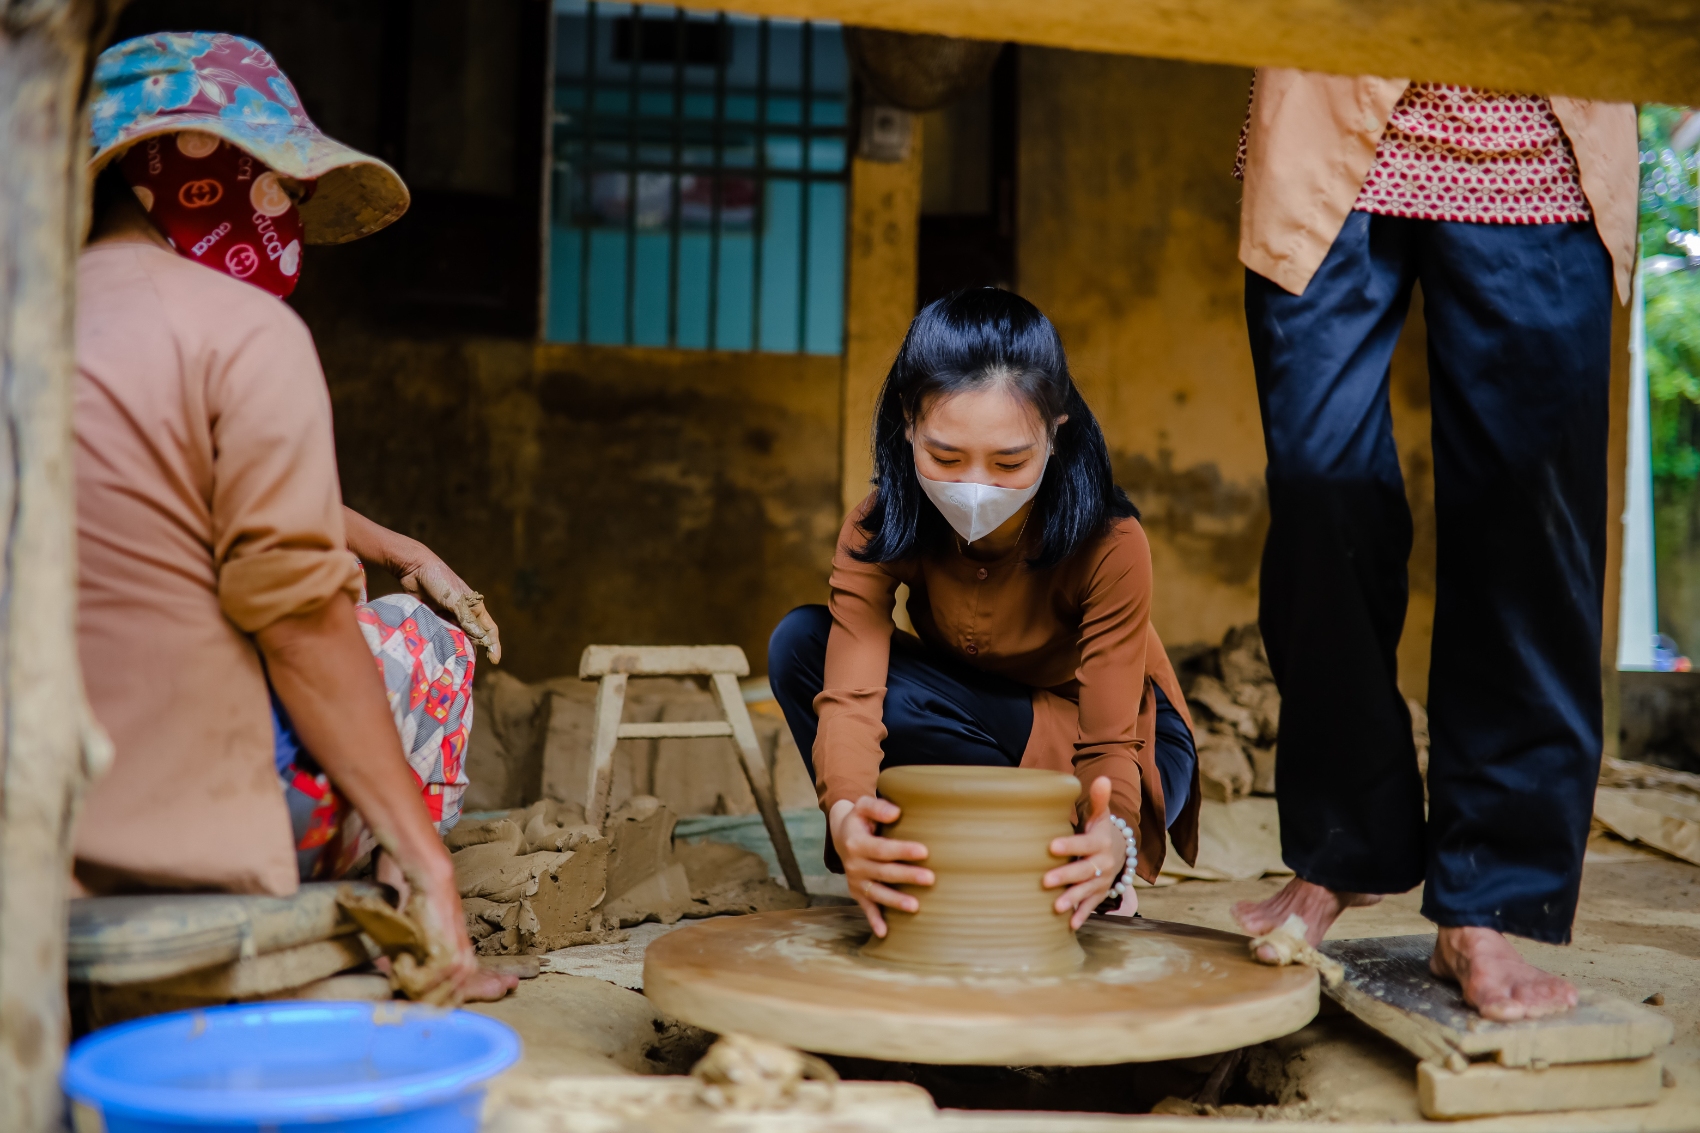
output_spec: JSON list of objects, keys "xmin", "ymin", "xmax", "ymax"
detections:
[{"xmin": 770, "ymin": 289, "xmax": 1202, "ymax": 936}]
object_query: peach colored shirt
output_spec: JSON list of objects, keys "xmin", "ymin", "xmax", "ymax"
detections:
[
  {"xmin": 816, "ymin": 499, "xmax": 1201, "ymax": 881},
  {"xmin": 1239, "ymin": 69, "xmax": 1637, "ymax": 303},
  {"xmin": 73, "ymin": 241, "xmax": 362, "ymax": 896}
]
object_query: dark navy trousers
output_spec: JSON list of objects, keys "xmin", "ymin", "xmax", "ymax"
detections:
[
  {"xmin": 769, "ymin": 604, "xmax": 1195, "ymax": 872},
  {"xmin": 1247, "ymin": 212, "xmax": 1612, "ymax": 943}
]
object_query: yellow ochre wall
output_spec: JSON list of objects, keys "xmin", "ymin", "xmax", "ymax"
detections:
[
  {"xmin": 311, "ymin": 327, "xmax": 845, "ymax": 683},
  {"xmin": 1013, "ymin": 49, "xmax": 1440, "ymax": 694},
  {"xmin": 1018, "ymin": 52, "xmax": 1267, "ymax": 654}
]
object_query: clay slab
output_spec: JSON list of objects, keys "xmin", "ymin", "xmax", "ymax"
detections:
[{"xmin": 644, "ymin": 907, "xmax": 1318, "ymax": 1065}]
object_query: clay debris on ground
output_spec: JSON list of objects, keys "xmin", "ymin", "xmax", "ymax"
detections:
[
  {"xmin": 447, "ymin": 795, "xmax": 806, "ymax": 957},
  {"xmin": 1174, "ymin": 623, "xmax": 1428, "ymax": 802},
  {"xmin": 1593, "ymin": 757, "xmax": 1700, "ymax": 867}
]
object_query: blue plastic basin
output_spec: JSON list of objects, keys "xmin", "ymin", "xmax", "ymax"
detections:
[{"xmin": 63, "ymin": 1001, "xmax": 520, "ymax": 1133}]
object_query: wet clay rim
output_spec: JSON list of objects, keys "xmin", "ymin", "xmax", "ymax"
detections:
[
  {"xmin": 873, "ymin": 764, "xmax": 1084, "ymax": 808},
  {"xmin": 644, "ymin": 907, "xmax": 1320, "ymax": 1065}
]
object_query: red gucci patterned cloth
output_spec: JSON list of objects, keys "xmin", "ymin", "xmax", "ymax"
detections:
[
  {"xmin": 1235, "ymin": 80, "xmax": 1592, "ymax": 226},
  {"xmin": 119, "ymin": 130, "xmax": 306, "ymax": 297}
]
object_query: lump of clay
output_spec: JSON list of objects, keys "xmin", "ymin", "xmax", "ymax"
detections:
[
  {"xmin": 1190, "ymin": 675, "xmax": 1262, "ymax": 742},
  {"xmin": 601, "ymin": 796, "xmax": 692, "ymax": 928},
  {"xmin": 444, "ymin": 817, "xmax": 523, "ymax": 855},
  {"xmin": 1177, "ymin": 624, "xmax": 1283, "ymax": 799},
  {"xmin": 675, "ymin": 840, "xmax": 808, "ymax": 918},
  {"xmin": 521, "ymin": 810, "xmax": 601, "ymax": 854},
  {"xmin": 1244, "ymin": 913, "xmax": 1343, "ymax": 987},
  {"xmin": 462, "ymin": 670, "xmax": 551, "ymax": 812},
  {"xmin": 692, "ymin": 1033, "xmax": 838, "ymax": 1113},
  {"xmin": 506, "ymin": 798, "xmax": 588, "ymax": 831},
  {"xmin": 676, "ymin": 840, "xmax": 768, "ymax": 890},
  {"xmin": 452, "ymin": 825, "xmax": 611, "ymax": 955},
  {"xmin": 1196, "ymin": 730, "xmax": 1255, "ymax": 803}
]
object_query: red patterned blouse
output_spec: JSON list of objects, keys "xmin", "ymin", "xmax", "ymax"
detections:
[{"xmin": 1236, "ymin": 80, "xmax": 1592, "ymax": 225}]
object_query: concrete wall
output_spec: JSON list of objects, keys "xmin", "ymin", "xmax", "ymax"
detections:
[
  {"xmin": 1017, "ymin": 49, "xmax": 1438, "ymax": 698},
  {"xmin": 305, "ymin": 324, "xmax": 844, "ymax": 683}
]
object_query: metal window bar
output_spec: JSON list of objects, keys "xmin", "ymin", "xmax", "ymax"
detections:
[
  {"xmin": 796, "ymin": 25, "xmax": 812, "ymax": 352},
  {"xmin": 576, "ymin": 1, "xmax": 598, "ymax": 343},
  {"xmin": 750, "ymin": 18, "xmax": 769, "ymax": 352},
  {"xmin": 666, "ymin": 6, "xmax": 686, "ymax": 346},
  {"xmin": 551, "ymin": 5, "xmax": 848, "ymax": 353},
  {"xmin": 706, "ymin": 10, "xmax": 727, "ymax": 350},
  {"xmin": 622, "ymin": 13, "xmax": 642, "ymax": 345}
]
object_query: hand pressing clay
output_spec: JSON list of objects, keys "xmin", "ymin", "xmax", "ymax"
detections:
[{"xmin": 859, "ymin": 766, "xmax": 1086, "ymax": 976}]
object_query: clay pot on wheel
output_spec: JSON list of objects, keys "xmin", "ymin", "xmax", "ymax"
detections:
[{"xmin": 859, "ymin": 765, "xmax": 1086, "ymax": 976}]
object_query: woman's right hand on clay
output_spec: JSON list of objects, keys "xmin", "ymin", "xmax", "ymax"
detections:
[
  {"xmin": 411, "ymin": 860, "xmax": 517, "ymax": 1004},
  {"xmin": 829, "ymin": 795, "xmax": 933, "ymax": 938}
]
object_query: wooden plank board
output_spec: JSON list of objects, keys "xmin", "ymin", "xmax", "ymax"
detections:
[
  {"xmin": 146, "ymin": 935, "xmax": 372, "ymax": 1000},
  {"xmin": 667, "ymin": 0, "xmax": 1700, "ymax": 107},
  {"xmin": 1319, "ymin": 935, "xmax": 1673, "ymax": 1067},
  {"xmin": 68, "ymin": 882, "xmax": 383, "ymax": 985},
  {"xmin": 1418, "ymin": 1055, "xmax": 1663, "ymax": 1119},
  {"xmin": 1594, "ymin": 787, "xmax": 1700, "ymax": 866},
  {"xmin": 579, "ymin": 645, "xmax": 750, "ymax": 678},
  {"xmin": 618, "ymin": 720, "xmax": 735, "ymax": 740}
]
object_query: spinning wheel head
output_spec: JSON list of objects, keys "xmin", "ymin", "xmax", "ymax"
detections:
[{"xmin": 643, "ymin": 908, "xmax": 1321, "ymax": 1065}]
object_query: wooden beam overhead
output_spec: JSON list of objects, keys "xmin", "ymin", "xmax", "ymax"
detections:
[{"xmin": 677, "ymin": 0, "xmax": 1700, "ymax": 106}]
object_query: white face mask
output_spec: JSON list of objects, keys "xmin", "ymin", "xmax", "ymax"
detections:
[{"xmin": 916, "ymin": 454, "xmax": 1048, "ymax": 544}]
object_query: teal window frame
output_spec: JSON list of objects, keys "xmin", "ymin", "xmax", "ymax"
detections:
[{"xmin": 546, "ymin": 3, "xmax": 850, "ymax": 354}]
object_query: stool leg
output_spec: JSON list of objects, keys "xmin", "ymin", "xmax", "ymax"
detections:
[
  {"xmin": 587, "ymin": 674, "xmax": 627, "ymax": 831},
  {"xmin": 711, "ymin": 672, "xmax": 808, "ymax": 895}
]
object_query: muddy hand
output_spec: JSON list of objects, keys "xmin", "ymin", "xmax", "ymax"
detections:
[
  {"xmin": 829, "ymin": 795, "xmax": 933, "ymax": 939},
  {"xmin": 396, "ymin": 865, "xmax": 516, "ymax": 1005},
  {"xmin": 399, "ymin": 556, "xmax": 502, "ymax": 663},
  {"xmin": 1045, "ymin": 776, "xmax": 1125, "ymax": 930}
]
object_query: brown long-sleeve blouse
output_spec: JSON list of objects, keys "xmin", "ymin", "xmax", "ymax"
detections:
[{"xmin": 814, "ymin": 496, "xmax": 1201, "ymax": 881}]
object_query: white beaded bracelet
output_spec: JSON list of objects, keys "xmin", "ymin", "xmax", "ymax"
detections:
[{"xmin": 1106, "ymin": 814, "xmax": 1137, "ymax": 898}]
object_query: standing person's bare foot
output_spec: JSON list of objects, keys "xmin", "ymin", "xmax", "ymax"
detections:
[
  {"xmin": 1233, "ymin": 877, "xmax": 1383, "ymax": 962},
  {"xmin": 1431, "ymin": 926, "xmax": 1577, "ymax": 1021}
]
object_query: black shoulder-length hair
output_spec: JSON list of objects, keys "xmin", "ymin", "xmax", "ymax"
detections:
[{"xmin": 853, "ymin": 288, "xmax": 1136, "ymax": 570}]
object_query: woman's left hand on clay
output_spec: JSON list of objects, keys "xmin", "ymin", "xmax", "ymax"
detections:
[
  {"xmin": 397, "ymin": 554, "xmax": 503, "ymax": 664},
  {"xmin": 342, "ymin": 507, "xmax": 503, "ymax": 662},
  {"xmin": 1043, "ymin": 776, "xmax": 1128, "ymax": 929}
]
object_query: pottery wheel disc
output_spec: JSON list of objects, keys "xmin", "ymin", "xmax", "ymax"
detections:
[{"xmin": 644, "ymin": 907, "xmax": 1319, "ymax": 1065}]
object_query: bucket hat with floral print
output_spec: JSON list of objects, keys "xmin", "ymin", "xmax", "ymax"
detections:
[{"xmin": 89, "ymin": 32, "xmax": 408, "ymax": 244}]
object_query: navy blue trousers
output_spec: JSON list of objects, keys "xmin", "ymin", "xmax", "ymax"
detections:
[
  {"xmin": 769, "ymin": 605, "xmax": 1195, "ymax": 871},
  {"xmin": 1247, "ymin": 212, "xmax": 1612, "ymax": 943}
]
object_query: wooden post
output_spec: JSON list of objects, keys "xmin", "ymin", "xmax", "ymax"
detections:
[
  {"xmin": 840, "ymin": 118, "xmax": 923, "ymax": 513},
  {"xmin": 1601, "ymin": 289, "xmax": 1633, "ymax": 763},
  {"xmin": 585, "ymin": 673, "xmax": 628, "ymax": 829},
  {"xmin": 709, "ymin": 671, "xmax": 808, "ymax": 894},
  {"xmin": 0, "ymin": 2, "xmax": 114, "ymax": 1128}
]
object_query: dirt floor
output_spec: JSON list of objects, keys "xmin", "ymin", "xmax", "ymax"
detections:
[{"xmin": 472, "ymin": 834, "xmax": 1700, "ymax": 1127}]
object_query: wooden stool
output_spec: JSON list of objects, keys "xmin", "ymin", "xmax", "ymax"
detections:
[{"xmin": 579, "ymin": 644, "xmax": 807, "ymax": 895}]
